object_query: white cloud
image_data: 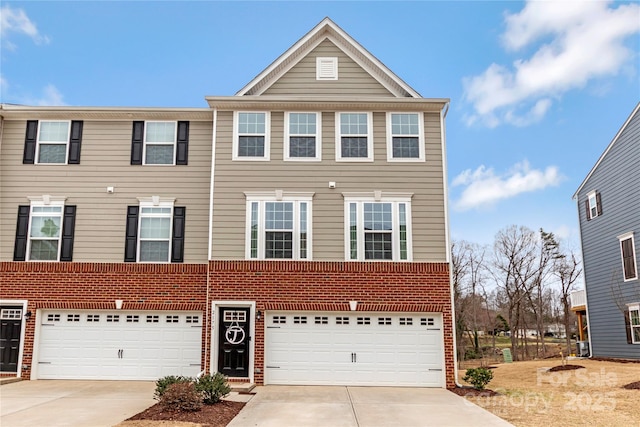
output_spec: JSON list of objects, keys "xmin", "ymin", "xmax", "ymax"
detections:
[
  {"xmin": 464, "ymin": 0, "xmax": 640, "ymax": 127},
  {"xmin": 0, "ymin": 5, "xmax": 50, "ymax": 47},
  {"xmin": 1, "ymin": 76, "xmax": 66, "ymax": 106},
  {"xmin": 452, "ymin": 161, "xmax": 563, "ymax": 211}
]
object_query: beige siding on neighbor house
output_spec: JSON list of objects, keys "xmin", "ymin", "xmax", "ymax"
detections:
[
  {"xmin": 263, "ymin": 40, "xmax": 394, "ymax": 97},
  {"xmin": 0, "ymin": 120, "xmax": 212, "ymax": 263},
  {"xmin": 211, "ymin": 110, "xmax": 446, "ymax": 262}
]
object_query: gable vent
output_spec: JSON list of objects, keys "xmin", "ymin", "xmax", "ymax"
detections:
[{"xmin": 316, "ymin": 57, "xmax": 338, "ymax": 80}]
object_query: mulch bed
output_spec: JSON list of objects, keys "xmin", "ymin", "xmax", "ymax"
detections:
[
  {"xmin": 622, "ymin": 381, "xmax": 640, "ymax": 390},
  {"xmin": 126, "ymin": 401, "xmax": 245, "ymax": 427},
  {"xmin": 591, "ymin": 357, "xmax": 640, "ymax": 364},
  {"xmin": 547, "ymin": 364, "xmax": 585, "ymax": 372},
  {"xmin": 448, "ymin": 386, "xmax": 500, "ymax": 397}
]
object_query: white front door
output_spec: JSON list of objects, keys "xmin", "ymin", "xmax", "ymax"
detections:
[
  {"xmin": 265, "ymin": 312, "xmax": 444, "ymax": 387},
  {"xmin": 37, "ymin": 310, "xmax": 202, "ymax": 380}
]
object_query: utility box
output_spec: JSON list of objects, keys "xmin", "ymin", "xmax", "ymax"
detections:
[{"xmin": 576, "ymin": 340, "xmax": 590, "ymax": 357}]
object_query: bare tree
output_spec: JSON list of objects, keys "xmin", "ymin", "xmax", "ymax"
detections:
[
  {"xmin": 451, "ymin": 240, "xmax": 471, "ymax": 363},
  {"xmin": 554, "ymin": 250, "xmax": 582, "ymax": 354}
]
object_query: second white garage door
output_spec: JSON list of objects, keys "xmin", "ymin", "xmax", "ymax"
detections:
[
  {"xmin": 37, "ymin": 310, "xmax": 202, "ymax": 380},
  {"xmin": 265, "ymin": 312, "xmax": 444, "ymax": 387}
]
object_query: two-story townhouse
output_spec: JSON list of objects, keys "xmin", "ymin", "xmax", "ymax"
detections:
[
  {"xmin": 573, "ymin": 102, "xmax": 640, "ymax": 360},
  {"xmin": 1, "ymin": 18, "xmax": 456, "ymax": 387},
  {"xmin": 207, "ymin": 18, "xmax": 454, "ymax": 387},
  {"xmin": 0, "ymin": 107, "xmax": 213, "ymax": 379}
]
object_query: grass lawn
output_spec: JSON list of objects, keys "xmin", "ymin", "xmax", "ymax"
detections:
[{"xmin": 459, "ymin": 359, "xmax": 640, "ymax": 427}]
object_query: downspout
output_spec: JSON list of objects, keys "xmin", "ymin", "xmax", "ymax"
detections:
[
  {"xmin": 205, "ymin": 108, "xmax": 217, "ymax": 372},
  {"xmin": 440, "ymin": 101, "xmax": 462, "ymax": 387}
]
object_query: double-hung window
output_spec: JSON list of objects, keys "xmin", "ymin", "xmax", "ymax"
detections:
[
  {"xmin": 144, "ymin": 121, "xmax": 177, "ymax": 165},
  {"xmin": 629, "ymin": 304, "xmax": 640, "ymax": 344},
  {"xmin": 586, "ymin": 190, "xmax": 602, "ymax": 220},
  {"xmin": 619, "ymin": 232, "xmax": 638, "ymax": 281},
  {"xmin": 245, "ymin": 191, "xmax": 313, "ymax": 260},
  {"xmin": 13, "ymin": 196, "xmax": 76, "ymax": 262},
  {"xmin": 387, "ymin": 113, "xmax": 425, "ymax": 161},
  {"xmin": 344, "ymin": 192, "xmax": 412, "ymax": 261},
  {"xmin": 124, "ymin": 197, "xmax": 186, "ymax": 263},
  {"xmin": 37, "ymin": 121, "xmax": 70, "ymax": 164},
  {"xmin": 285, "ymin": 112, "xmax": 321, "ymax": 161},
  {"xmin": 234, "ymin": 112, "xmax": 270, "ymax": 160},
  {"xmin": 336, "ymin": 112, "xmax": 373, "ymax": 161}
]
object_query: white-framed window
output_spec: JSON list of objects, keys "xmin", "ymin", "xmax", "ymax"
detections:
[
  {"xmin": 343, "ymin": 192, "xmax": 413, "ymax": 261},
  {"xmin": 36, "ymin": 121, "xmax": 70, "ymax": 164},
  {"xmin": 233, "ymin": 112, "xmax": 270, "ymax": 161},
  {"xmin": 386, "ymin": 113, "xmax": 425, "ymax": 161},
  {"xmin": 629, "ymin": 304, "xmax": 640, "ymax": 344},
  {"xmin": 335, "ymin": 112, "xmax": 373, "ymax": 162},
  {"xmin": 26, "ymin": 197, "xmax": 66, "ymax": 261},
  {"xmin": 586, "ymin": 190, "xmax": 602, "ymax": 220},
  {"xmin": 144, "ymin": 121, "xmax": 177, "ymax": 165},
  {"xmin": 619, "ymin": 232, "xmax": 638, "ymax": 281},
  {"xmin": 245, "ymin": 191, "xmax": 313, "ymax": 260},
  {"xmin": 316, "ymin": 57, "xmax": 338, "ymax": 80},
  {"xmin": 284, "ymin": 112, "xmax": 321, "ymax": 161},
  {"xmin": 138, "ymin": 200, "xmax": 174, "ymax": 262}
]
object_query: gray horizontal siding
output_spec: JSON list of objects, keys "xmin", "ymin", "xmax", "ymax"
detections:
[
  {"xmin": 263, "ymin": 40, "xmax": 394, "ymax": 97},
  {"xmin": 211, "ymin": 110, "xmax": 447, "ymax": 262},
  {"xmin": 577, "ymin": 107, "xmax": 640, "ymax": 359},
  {"xmin": 0, "ymin": 120, "xmax": 212, "ymax": 263}
]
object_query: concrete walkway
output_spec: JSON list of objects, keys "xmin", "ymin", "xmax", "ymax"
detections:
[
  {"xmin": 0, "ymin": 380, "xmax": 156, "ymax": 427},
  {"xmin": 228, "ymin": 386, "xmax": 514, "ymax": 427}
]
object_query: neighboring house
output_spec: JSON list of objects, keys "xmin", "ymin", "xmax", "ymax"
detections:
[
  {"xmin": 0, "ymin": 18, "xmax": 455, "ymax": 387},
  {"xmin": 573, "ymin": 102, "xmax": 640, "ymax": 360}
]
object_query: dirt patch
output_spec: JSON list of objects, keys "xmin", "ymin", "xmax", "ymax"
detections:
[
  {"xmin": 448, "ymin": 387, "xmax": 500, "ymax": 397},
  {"xmin": 622, "ymin": 381, "xmax": 640, "ymax": 390},
  {"xmin": 119, "ymin": 401, "xmax": 245, "ymax": 427},
  {"xmin": 459, "ymin": 359, "xmax": 640, "ymax": 427},
  {"xmin": 547, "ymin": 364, "xmax": 585, "ymax": 372}
]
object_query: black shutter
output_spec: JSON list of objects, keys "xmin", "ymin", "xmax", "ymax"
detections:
[
  {"xmin": 171, "ymin": 207, "xmax": 186, "ymax": 263},
  {"xmin": 595, "ymin": 192, "xmax": 603, "ymax": 216},
  {"xmin": 131, "ymin": 121, "xmax": 145, "ymax": 165},
  {"xmin": 124, "ymin": 206, "xmax": 139, "ymax": 262},
  {"xmin": 585, "ymin": 199, "xmax": 591, "ymax": 221},
  {"xmin": 68, "ymin": 121, "xmax": 83, "ymax": 164},
  {"xmin": 176, "ymin": 121, "xmax": 189, "ymax": 165},
  {"xmin": 624, "ymin": 311, "xmax": 633, "ymax": 344},
  {"xmin": 60, "ymin": 206, "xmax": 76, "ymax": 261},
  {"xmin": 13, "ymin": 206, "xmax": 30, "ymax": 261},
  {"xmin": 23, "ymin": 121, "xmax": 38, "ymax": 164}
]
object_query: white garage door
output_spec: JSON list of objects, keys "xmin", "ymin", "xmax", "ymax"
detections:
[
  {"xmin": 265, "ymin": 312, "xmax": 444, "ymax": 387},
  {"xmin": 37, "ymin": 310, "xmax": 202, "ymax": 380}
]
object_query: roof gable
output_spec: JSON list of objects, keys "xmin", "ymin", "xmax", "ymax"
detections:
[
  {"xmin": 574, "ymin": 102, "xmax": 640, "ymax": 199},
  {"xmin": 236, "ymin": 18, "xmax": 421, "ymax": 98}
]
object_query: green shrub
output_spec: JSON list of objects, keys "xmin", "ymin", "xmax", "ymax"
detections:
[
  {"xmin": 462, "ymin": 367, "xmax": 494, "ymax": 390},
  {"xmin": 195, "ymin": 373, "xmax": 231, "ymax": 404},
  {"xmin": 159, "ymin": 382, "xmax": 203, "ymax": 412},
  {"xmin": 154, "ymin": 375, "xmax": 192, "ymax": 400}
]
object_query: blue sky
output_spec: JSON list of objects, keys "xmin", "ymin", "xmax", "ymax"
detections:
[{"xmin": 2, "ymin": 0, "xmax": 639, "ymax": 250}]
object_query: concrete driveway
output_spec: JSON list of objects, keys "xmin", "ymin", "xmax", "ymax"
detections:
[
  {"xmin": 228, "ymin": 386, "xmax": 513, "ymax": 427},
  {"xmin": 0, "ymin": 380, "xmax": 155, "ymax": 427}
]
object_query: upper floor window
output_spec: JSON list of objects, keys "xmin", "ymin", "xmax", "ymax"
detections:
[
  {"xmin": 336, "ymin": 113, "xmax": 373, "ymax": 161},
  {"xmin": 284, "ymin": 113, "xmax": 321, "ymax": 161},
  {"xmin": 586, "ymin": 190, "xmax": 602, "ymax": 220},
  {"xmin": 343, "ymin": 192, "xmax": 413, "ymax": 261},
  {"xmin": 23, "ymin": 120, "xmax": 84, "ymax": 165},
  {"xmin": 387, "ymin": 113, "xmax": 424, "ymax": 161},
  {"xmin": 130, "ymin": 121, "xmax": 189, "ymax": 166},
  {"xmin": 233, "ymin": 112, "xmax": 270, "ymax": 161},
  {"xmin": 124, "ymin": 197, "xmax": 185, "ymax": 263},
  {"xmin": 13, "ymin": 196, "xmax": 76, "ymax": 262},
  {"xmin": 619, "ymin": 232, "xmax": 637, "ymax": 281},
  {"xmin": 245, "ymin": 191, "xmax": 313, "ymax": 260}
]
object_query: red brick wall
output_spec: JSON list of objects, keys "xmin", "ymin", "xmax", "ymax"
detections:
[
  {"xmin": 0, "ymin": 262, "xmax": 208, "ymax": 379},
  {"xmin": 208, "ymin": 260, "xmax": 455, "ymax": 388}
]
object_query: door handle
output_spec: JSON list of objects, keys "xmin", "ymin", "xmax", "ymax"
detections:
[{"xmin": 354, "ymin": 353, "xmax": 357, "ymax": 363}]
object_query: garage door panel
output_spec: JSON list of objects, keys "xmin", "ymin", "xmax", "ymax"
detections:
[
  {"xmin": 37, "ymin": 310, "xmax": 202, "ymax": 380},
  {"xmin": 265, "ymin": 311, "xmax": 444, "ymax": 387}
]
